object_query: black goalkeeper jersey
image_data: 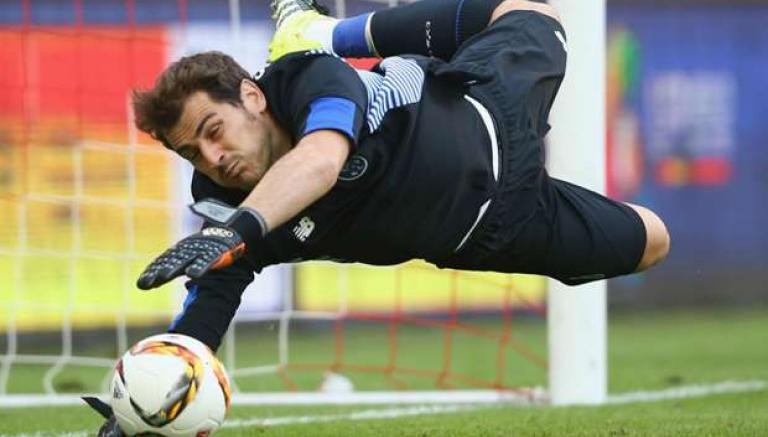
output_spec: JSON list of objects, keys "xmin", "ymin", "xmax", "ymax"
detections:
[{"xmin": 191, "ymin": 51, "xmax": 496, "ymax": 272}]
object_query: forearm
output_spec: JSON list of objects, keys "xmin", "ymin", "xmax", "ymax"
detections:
[
  {"xmin": 241, "ymin": 130, "xmax": 349, "ymax": 232},
  {"xmin": 137, "ymin": 132, "xmax": 349, "ymax": 291}
]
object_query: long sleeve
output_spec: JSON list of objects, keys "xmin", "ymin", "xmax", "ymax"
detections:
[
  {"xmin": 167, "ymin": 258, "xmax": 254, "ymax": 351},
  {"xmin": 163, "ymin": 169, "xmax": 256, "ymax": 351}
]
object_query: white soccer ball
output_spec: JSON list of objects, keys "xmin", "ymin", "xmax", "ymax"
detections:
[{"xmin": 110, "ymin": 333, "xmax": 232, "ymax": 437}]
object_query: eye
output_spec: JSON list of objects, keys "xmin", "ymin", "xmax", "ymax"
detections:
[
  {"xmin": 180, "ymin": 148, "xmax": 200, "ymax": 162},
  {"xmin": 209, "ymin": 123, "xmax": 222, "ymax": 139}
]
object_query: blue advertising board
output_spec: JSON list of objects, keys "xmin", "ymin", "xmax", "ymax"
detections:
[{"xmin": 607, "ymin": 5, "xmax": 768, "ymax": 305}]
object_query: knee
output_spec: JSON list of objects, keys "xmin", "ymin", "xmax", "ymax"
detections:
[
  {"xmin": 627, "ymin": 204, "xmax": 670, "ymax": 272},
  {"xmin": 491, "ymin": 0, "xmax": 561, "ymax": 25}
]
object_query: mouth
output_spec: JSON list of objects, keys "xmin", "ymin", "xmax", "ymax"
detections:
[{"xmin": 223, "ymin": 159, "xmax": 244, "ymax": 181}]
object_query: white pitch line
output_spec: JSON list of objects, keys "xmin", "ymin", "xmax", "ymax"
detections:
[
  {"xmin": 221, "ymin": 403, "xmax": 490, "ymax": 428},
  {"xmin": 1, "ymin": 380, "xmax": 765, "ymax": 437},
  {"xmin": 0, "ymin": 434, "xmax": 87, "ymax": 437},
  {"xmin": 606, "ymin": 380, "xmax": 768, "ymax": 405},
  {"xmin": 223, "ymin": 380, "xmax": 768, "ymax": 429}
]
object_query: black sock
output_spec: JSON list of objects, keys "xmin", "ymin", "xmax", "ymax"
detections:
[{"xmin": 369, "ymin": 0, "xmax": 504, "ymax": 60}]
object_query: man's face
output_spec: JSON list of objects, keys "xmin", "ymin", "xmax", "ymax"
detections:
[{"xmin": 165, "ymin": 81, "xmax": 287, "ymax": 191}]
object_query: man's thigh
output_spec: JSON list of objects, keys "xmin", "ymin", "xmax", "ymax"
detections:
[
  {"xmin": 450, "ymin": 9, "xmax": 568, "ymax": 137},
  {"xmin": 481, "ymin": 178, "xmax": 647, "ymax": 285},
  {"xmin": 451, "ymin": 7, "xmax": 567, "ymax": 73}
]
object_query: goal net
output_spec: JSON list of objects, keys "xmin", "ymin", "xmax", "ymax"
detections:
[{"xmin": 0, "ymin": 0, "xmax": 603, "ymax": 407}]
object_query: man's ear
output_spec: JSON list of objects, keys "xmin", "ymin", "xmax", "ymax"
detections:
[{"xmin": 240, "ymin": 79, "xmax": 267, "ymax": 113}]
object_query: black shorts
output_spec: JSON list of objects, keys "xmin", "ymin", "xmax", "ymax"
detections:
[{"xmin": 434, "ymin": 11, "xmax": 647, "ymax": 285}]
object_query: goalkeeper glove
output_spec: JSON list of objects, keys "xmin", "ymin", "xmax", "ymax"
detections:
[{"xmin": 136, "ymin": 199, "xmax": 267, "ymax": 290}]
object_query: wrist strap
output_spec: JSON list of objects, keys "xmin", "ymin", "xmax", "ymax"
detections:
[
  {"xmin": 189, "ymin": 198, "xmax": 268, "ymax": 248},
  {"xmin": 229, "ymin": 207, "xmax": 268, "ymax": 244}
]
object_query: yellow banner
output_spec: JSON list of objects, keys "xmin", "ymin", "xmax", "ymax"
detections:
[{"xmin": 296, "ymin": 261, "xmax": 546, "ymax": 313}]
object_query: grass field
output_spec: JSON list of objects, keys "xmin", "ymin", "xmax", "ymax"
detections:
[{"xmin": 0, "ymin": 307, "xmax": 767, "ymax": 436}]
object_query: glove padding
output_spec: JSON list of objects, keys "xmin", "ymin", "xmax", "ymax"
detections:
[
  {"xmin": 136, "ymin": 226, "xmax": 246, "ymax": 290},
  {"xmin": 137, "ymin": 199, "xmax": 266, "ymax": 290}
]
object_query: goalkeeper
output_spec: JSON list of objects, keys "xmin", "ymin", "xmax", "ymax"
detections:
[{"xmin": 134, "ymin": 0, "xmax": 670, "ymax": 352}]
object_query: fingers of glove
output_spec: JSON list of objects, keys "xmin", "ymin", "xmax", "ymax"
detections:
[
  {"xmin": 136, "ymin": 248, "xmax": 196, "ymax": 290},
  {"xmin": 136, "ymin": 255, "xmax": 167, "ymax": 290},
  {"xmin": 185, "ymin": 242, "xmax": 246, "ymax": 278},
  {"xmin": 185, "ymin": 243, "xmax": 245, "ymax": 278},
  {"xmin": 210, "ymin": 242, "xmax": 246, "ymax": 270},
  {"xmin": 184, "ymin": 251, "xmax": 219, "ymax": 279}
]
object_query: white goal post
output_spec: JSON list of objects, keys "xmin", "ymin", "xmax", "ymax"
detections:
[{"xmin": 547, "ymin": 0, "xmax": 608, "ymax": 405}]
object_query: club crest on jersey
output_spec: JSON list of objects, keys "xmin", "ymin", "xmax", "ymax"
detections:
[
  {"xmin": 203, "ymin": 227, "xmax": 234, "ymax": 238},
  {"xmin": 293, "ymin": 216, "xmax": 315, "ymax": 242},
  {"xmin": 338, "ymin": 155, "xmax": 368, "ymax": 181}
]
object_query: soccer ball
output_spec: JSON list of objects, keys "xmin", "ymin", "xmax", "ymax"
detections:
[{"xmin": 110, "ymin": 333, "xmax": 232, "ymax": 436}]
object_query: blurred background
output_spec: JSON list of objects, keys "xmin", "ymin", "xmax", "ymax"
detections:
[
  {"xmin": 606, "ymin": 0, "xmax": 768, "ymax": 308},
  {"xmin": 0, "ymin": 0, "xmax": 766, "ymax": 398}
]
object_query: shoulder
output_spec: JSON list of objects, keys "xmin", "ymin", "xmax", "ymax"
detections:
[
  {"xmin": 257, "ymin": 50, "xmax": 366, "ymax": 109},
  {"xmin": 255, "ymin": 50, "xmax": 353, "ymax": 86},
  {"xmin": 255, "ymin": 51, "xmax": 369, "ymax": 142}
]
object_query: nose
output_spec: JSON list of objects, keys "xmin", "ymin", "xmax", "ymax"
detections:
[{"xmin": 199, "ymin": 140, "xmax": 225, "ymax": 168}]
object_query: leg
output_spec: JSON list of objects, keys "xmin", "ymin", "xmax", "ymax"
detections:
[
  {"xmin": 270, "ymin": 0, "xmax": 529, "ymax": 61},
  {"xmin": 466, "ymin": 179, "xmax": 668, "ymax": 286},
  {"xmin": 490, "ymin": 0, "xmax": 561, "ymax": 26},
  {"xmin": 368, "ymin": 0, "xmax": 504, "ymax": 59},
  {"xmin": 369, "ymin": 0, "xmax": 561, "ymax": 59},
  {"xmin": 534, "ymin": 181, "xmax": 671, "ymax": 285},
  {"xmin": 270, "ymin": 0, "xmax": 505, "ymax": 60},
  {"xmin": 625, "ymin": 203, "xmax": 671, "ymax": 272}
]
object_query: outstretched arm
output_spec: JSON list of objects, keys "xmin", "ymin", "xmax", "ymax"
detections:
[
  {"xmin": 152, "ymin": 134, "xmax": 351, "ymax": 350},
  {"xmin": 240, "ymin": 129, "xmax": 349, "ymax": 233},
  {"xmin": 136, "ymin": 129, "xmax": 349, "ymax": 290}
]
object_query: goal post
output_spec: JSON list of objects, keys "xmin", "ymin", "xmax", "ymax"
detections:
[{"xmin": 546, "ymin": 0, "xmax": 608, "ymax": 405}]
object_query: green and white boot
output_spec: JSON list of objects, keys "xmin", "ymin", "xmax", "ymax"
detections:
[{"xmin": 268, "ymin": 0, "xmax": 337, "ymax": 62}]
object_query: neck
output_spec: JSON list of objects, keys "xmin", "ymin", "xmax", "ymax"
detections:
[{"xmin": 268, "ymin": 113, "xmax": 293, "ymax": 163}]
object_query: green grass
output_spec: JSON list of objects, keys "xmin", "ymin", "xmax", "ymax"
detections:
[
  {"xmin": 0, "ymin": 308, "xmax": 767, "ymax": 436},
  {"xmin": 226, "ymin": 390, "xmax": 768, "ymax": 437}
]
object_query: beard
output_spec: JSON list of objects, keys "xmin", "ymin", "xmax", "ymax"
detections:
[{"xmin": 214, "ymin": 110, "xmax": 273, "ymax": 191}]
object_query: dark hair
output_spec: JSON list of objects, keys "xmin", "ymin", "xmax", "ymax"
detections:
[{"xmin": 132, "ymin": 51, "xmax": 251, "ymax": 148}]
